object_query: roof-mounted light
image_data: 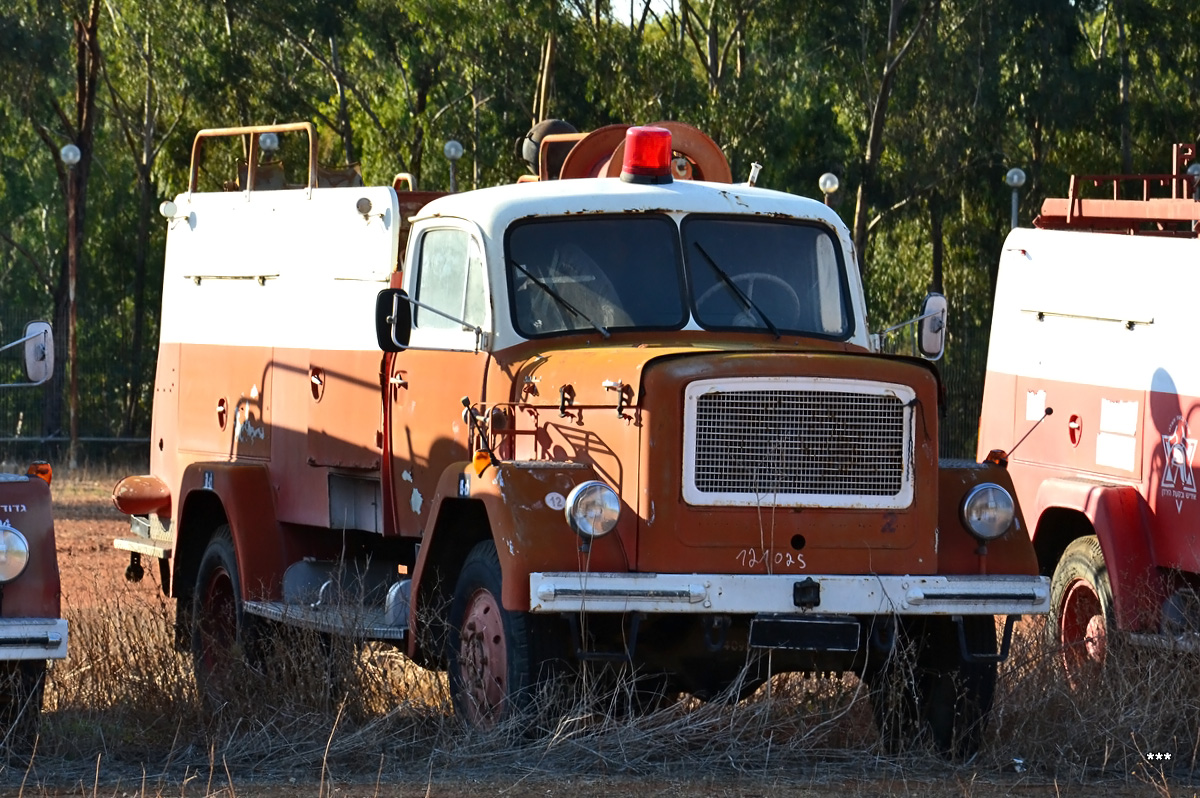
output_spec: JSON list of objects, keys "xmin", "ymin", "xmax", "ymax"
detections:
[{"xmin": 620, "ymin": 126, "xmax": 673, "ymax": 185}]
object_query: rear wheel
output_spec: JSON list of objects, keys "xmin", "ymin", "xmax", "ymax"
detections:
[
  {"xmin": 448, "ymin": 540, "xmax": 536, "ymax": 729},
  {"xmin": 191, "ymin": 526, "xmax": 262, "ymax": 699},
  {"xmin": 1050, "ymin": 536, "xmax": 1113, "ymax": 691}
]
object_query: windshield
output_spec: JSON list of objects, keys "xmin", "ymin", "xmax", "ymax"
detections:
[
  {"xmin": 682, "ymin": 216, "xmax": 850, "ymax": 336},
  {"xmin": 507, "ymin": 215, "xmax": 685, "ymax": 336},
  {"xmin": 505, "ymin": 213, "xmax": 851, "ymax": 339}
]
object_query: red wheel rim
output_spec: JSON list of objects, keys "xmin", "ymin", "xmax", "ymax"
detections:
[
  {"xmin": 1059, "ymin": 577, "xmax": 1106, "ymax": 689},
  {"xmin": 458, "ymin": 588, "xmax": 508, "ymax": 728},
  {"xmin": 199, "ymin": 564, "xmax": 237, "ymax": 674}
]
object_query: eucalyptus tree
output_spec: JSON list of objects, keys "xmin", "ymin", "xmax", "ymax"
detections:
[
  {"xmin": 99, "ymin": 0, "xmax": 197, "ymax": 436},
  {"xmin": 0, "ymin": 0, "xmax": 103, "ymax": 449}
]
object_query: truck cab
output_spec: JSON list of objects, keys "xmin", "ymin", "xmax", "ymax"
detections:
[{"xmin": 115, "ymin": 121, "xmax": 1048, "ymax": 756}]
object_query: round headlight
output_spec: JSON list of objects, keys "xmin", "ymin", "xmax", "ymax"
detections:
[
  {"xmin": 564, "ymin": 481, "xmax": 620, "ymax": 539},
  {"xmin": 0, "ymin": 525, "xmax": 30, "ymax": 582},
  {"xmin": 960, "ymin": 483, "xmax": 1015, "ymax": 541}
]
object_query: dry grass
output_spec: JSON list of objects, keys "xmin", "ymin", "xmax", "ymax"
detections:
[
  {"xmin": 987, "ymin": 617, "xmax": 1200, "ymax": 779},
  {"xmin": 14, "ymin": 596, "xmax": 1196, "ymax": 795}
]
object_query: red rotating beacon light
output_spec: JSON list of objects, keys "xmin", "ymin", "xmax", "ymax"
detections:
[{"xmin": 620, "ymin": 126, "xmax": 673, "ymax": 184}]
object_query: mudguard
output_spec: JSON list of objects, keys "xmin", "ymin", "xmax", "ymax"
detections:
[
  {"xmin": 407, "ymin": 460, "xmax": 629, "ymax": 656},
  {"xmin": 1033, "ymin": 479, "xmax": 1159, "ymax": 629},
  {"xmin": 937, "ymin": 461, "xmax": 1040, "ymax": 576},
  {"xmin": 177, "ymin": 462, "xmax": 287, "ymax": 602}
]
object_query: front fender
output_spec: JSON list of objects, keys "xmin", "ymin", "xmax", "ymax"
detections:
[
  {"xmin": 0, "ymin": 476, "xmax": 60, "ymax": 619},
  {"xmin": 410, "ymin": 461, "xmax": 628, "ymax": 615},
  {"xmin": 937, "ymin": 461, "xmax": 1039, "ymax": 576}
]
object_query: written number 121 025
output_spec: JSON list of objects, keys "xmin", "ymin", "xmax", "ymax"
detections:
[{"xmin": 736, "ymin": 548, "xmax": 806, "ymax": 570}]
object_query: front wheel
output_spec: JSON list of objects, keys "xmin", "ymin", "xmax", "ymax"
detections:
[
  {"xmin": 448, "ymin": 540, "xmax": 536, "ymax": 729},
  {"xmin": 867, "ymin": 616, "xmax": 997, "ymax": 760},
  {"xmin": 1050, "ymin": 536, "xmax": 1113, "ymax": 690},
  {"xmin": 0, "ymin": 661, "xmax": 45, "ymax": 751}
]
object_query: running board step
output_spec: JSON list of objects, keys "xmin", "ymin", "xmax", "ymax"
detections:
[
  {"xmin": 1128, "ymin": 632, "xmax": 1200, "ymax": 656},
  {"xmin": 242, "ymin": 601, "xmax": 408, "ymax": 641}
]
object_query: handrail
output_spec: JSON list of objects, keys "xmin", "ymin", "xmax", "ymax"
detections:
[{"xmin": 187, "ymin": 122, "xmax": 318, "ymax": 196}]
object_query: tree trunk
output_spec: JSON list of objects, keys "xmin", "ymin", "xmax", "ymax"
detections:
[
  {"xmin": 929, "ymin": 188, "xmax": 943, "ymax": 294},
  {"xmin": 57, "ymin": 0, "xmax": 103, "ymax": 462},
  {"xmin": 330, "ymin": 35, "xmax": 356, "ymax": 165},
  {"xmin": 124, "ymin": 162, "xmax": 153, "ymax": 437},
  {"xmin": 534, "ymin": 33, "xmax": 556, "ymax": 124},
  {"xmin": 1114, "ymin": 0, "xmax": 1132, "ymax": 175}
]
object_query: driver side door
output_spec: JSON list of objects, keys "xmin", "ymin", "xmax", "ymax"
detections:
[{"xmin": 386, "ymin": 224, "xmax": 491, "ymax": 537}]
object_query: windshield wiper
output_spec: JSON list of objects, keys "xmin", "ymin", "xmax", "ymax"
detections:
[
  {"xmin": 508, "ymin": 259, "xmax": 611, "ymax": 339},
  {"xmin": 693, "ymin": 241, "xmax": 781, "ymax": 339}
]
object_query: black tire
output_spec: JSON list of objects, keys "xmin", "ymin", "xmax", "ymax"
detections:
[
  {"xmin": 0, "ymin": 661, "xmax": 45, "ymax": 752},
  {"xmin": 867, "ymin": 616, "xmax": 997, "ymax": 760},
  {"xmin": 191, "ymin": 526, "xmax": 262, "ymax": 700},
  {"xmin": 447, "ymin": 540, "xmax": 536, "ymax": 729},
  {"xmin": 1049, "ymin": 535, "xmax": 1113, "ymax": 691}
]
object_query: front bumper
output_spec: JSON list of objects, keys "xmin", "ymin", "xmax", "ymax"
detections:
[
  {"xmin": 530, "ymin": 573, "xmax": 1050, "ymax": 616},
  {"xmin": 0, "ymin": 619, "xmax": 68, "ymax": 660}
]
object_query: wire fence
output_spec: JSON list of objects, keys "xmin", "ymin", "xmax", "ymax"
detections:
[
  {"xmin": 874, "ymin": 315, "xmax": 990, "ymax": 461},
  {"xmin": 0, "ymin": 306, "xmax": 148, "ymax": 470},
  {"xmin": 938, "ymin": 320, "xmax": 990, "ymax": 460}
]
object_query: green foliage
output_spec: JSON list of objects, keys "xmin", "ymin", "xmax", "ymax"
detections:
[{"xmin": 0, "ymin": 0, "xmax": 1194, "ymax": 450}]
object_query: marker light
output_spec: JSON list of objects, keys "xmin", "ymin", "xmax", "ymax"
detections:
[
  {"xmin": 26, "ymin": 461, "xmax": 52, "ymax": 486},
  {"xmin": 620, "ymin": 126, "xmax": 673, "ymax": 185}
]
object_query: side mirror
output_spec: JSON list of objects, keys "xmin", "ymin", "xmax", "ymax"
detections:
[
  {"xmin": 917, "ymin": 292, "xmax": 947, "ymax": 360},
  {"xmin": 375, "ymin": 289, "xmax": 412, "ymax": 352},
  {"xmin": 22, "ymin": 321, "xmax": 53, "ymax": 385}
]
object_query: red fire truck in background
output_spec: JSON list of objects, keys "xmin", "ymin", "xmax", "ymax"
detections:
[
  {"xmin": 0, "ymin": 321, "xmax": 67, "ymax": 745},
  {"xmin": 978, "ymin": 144, "xmax": 1200, "ymax": 687},
  {"xmin": 113, "ymin": 120, "xmax": 1048, "ymax": 756}
]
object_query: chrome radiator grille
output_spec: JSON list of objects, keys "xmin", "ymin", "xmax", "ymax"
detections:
[{"xmin": 683, "ymin": 379, "xmax": 914, "ymax": 508}]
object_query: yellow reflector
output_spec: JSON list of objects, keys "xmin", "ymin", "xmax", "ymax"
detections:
[{"xmin": 472, "ymin": 450, "xmax": 492, "ymax": 476}]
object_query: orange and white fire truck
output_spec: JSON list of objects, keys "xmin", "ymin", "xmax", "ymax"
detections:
[
  {"xmin": 114, "ymin": 120, "xmax": 1048, "ymax": 754},
  {"xmin": 0, "ymin": 321, "xmax": 66, "ymax": 742},
  {"xmin": 978, "ymin": 144, "xmax": 1200, "ymax": 687}
]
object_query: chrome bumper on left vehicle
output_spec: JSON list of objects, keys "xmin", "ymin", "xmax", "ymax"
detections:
[{"xmin": 0, "ymin": 618, "xmax": 68, "ymax": 660}]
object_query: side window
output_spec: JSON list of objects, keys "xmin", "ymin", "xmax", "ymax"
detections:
[
  {"xmin": 814, "ymin": 234, "xmax": 845, "ymax": 334},
  {"xmin": 414, "ymin": 228, "xmax": 486, "ymax": 330},
  {"xmin": 464, "ymin": 239, "xmax": 486, "ymax": 327}
]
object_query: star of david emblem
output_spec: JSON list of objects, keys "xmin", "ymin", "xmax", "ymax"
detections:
[{"xmin": 1162, "ymin": 417, "xmax": 1197, "ymax": 492}]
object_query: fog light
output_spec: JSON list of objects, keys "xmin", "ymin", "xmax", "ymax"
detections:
[
  {"xmin": 960, "ymin": 483, "xmax": 1015, "ymax": 541},
  {"xmin": 565, "ymin": 481, "xmax": 620, "ymax": 539}
]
